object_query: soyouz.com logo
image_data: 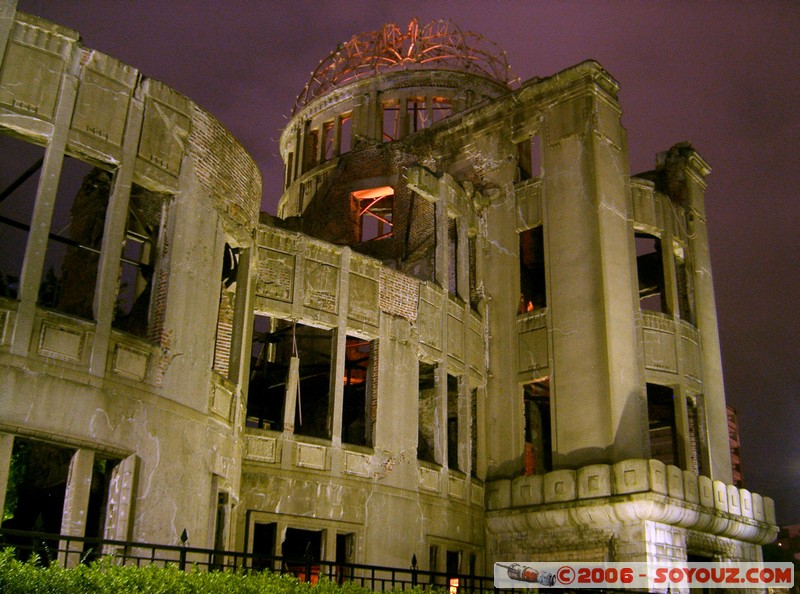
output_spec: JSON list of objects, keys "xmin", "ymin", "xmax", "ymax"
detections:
[{"xmin": 493, "ymin": 562, "xmax": 794, "ymax": 589}]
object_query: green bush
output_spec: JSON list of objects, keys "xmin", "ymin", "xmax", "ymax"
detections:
[{"xmin": 0, "ymin": 548, "xmax": 421, "ymax": 594}]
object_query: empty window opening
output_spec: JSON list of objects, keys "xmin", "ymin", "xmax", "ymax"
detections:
[
  {"xmin": 321, "ymin": 121, "xmax": 335, "ymax": 161},
  {"xmin": 636, "ymin": 232, "xmax": 668, "ymax": 313},
  {"xmin": 688, "ymin": 397, "xmax": 703, "ymax": 475},
  {"xmin": 283, "ymin": 528, "xmax": 322, "ymax": 583},
  {"xmin": 407, "ymin": 97, "xmax": 430, "ymax": 132},
  {"xmin": 302, "ymin": 124, "xmax": 318, "ymax": 173},
  {"xmin": 339, "ymin": 113, "xmax": 352, "ymax": 154},
  {"xmin": 351, "ymin": 186, "xmax": 394, "ymax": 243},
  {"xmin": 516, "ymin": 134, "xmax": 541, "ymax": 181},
  {"xmin": 82, "ymin": 457, "xmax": 119, "ymax": 562},
  {"xmin": 343, "ymin": 336, "xmax": 374, "ymax": 447},
  {"xmin": 247, "ymin": 315, "xmax": 283, "ymax": 430},
  {"xmin": 0, "ymin": 135, "xmax": 45, "ymax": 299},
  {"xmin": 447, "ymin": 219, "xmax": 458, "ymax": 297},
  {"xmin": 447, "ymin": 550, "xmax": 462, "ymax": 594},
  {"xmin": 519, "ymin": 226, "xmax": 546, "ymax": 314},
  {"xmin": 251, "ymin": 521, "xmax": 277, "ymax": 572},
  {"xmin": 285, "ymin": 153, "xmax": 294, "ymax": 189},
  {"xmin": 112, "ymin": 183, "xmax": 166, "ymax": 338},
  {"xmin": 418, "ymin": 361, "xmax": 438, "ymax": 464},
  {"xmin": 39, "ymin": 160, "xmax": 112, "ymax": 319},
  {"xmin": 211, "ymin": 491, "xmax": 229, "ymax": 569},
  {"xmin": 247, "ymin": 319, "xmax": 333, "ymax": 439},
  {"xmin": 429, "ymin": 544, "xmax": 439, "ymax": 575},
  {"xmin": 430, "ymin": 97, "xmax": 452, "ymax": 124},
  {"xmin": 335, "ymin": 533, "xmax": 355, "ymax": 582},
  {"xmin": 212, "ymin": 243, "xmax": 241, "ymax": 378},
  {"xmin": 675, "ymin": 247, "xmax": 695, "ymax": 324},
  {"xmin": 447, "ymin": 374, "xmax": 460, "ymax": 471},
  {"xmin": 382, "ymin": 100, "xmax": 400, "ymax": 142},
  {"xmin": 293, "ymin": 325, "xmax": 334, "ymax": 439},
  {"xmin": 647, "ymin": 383, "xmax": 678, "ymax": 466},
  {"xmin": 523, "ymin": 379, "xmax": 552, "ymax": 475},
  {"xmin": 467, "ymin": 236, "xmax": 478, "ymax": 310},
  {"xmin": 470, "ymin": 388, "xmax": 478, "ymax": 478},
  {"xmin": 2, "ymin": 439, "xmax": 73, "ymax": 559}
]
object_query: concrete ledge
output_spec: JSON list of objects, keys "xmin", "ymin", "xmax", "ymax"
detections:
[
  {"xmin": 578, "ymin": 464, "xmax": 611, "ymax": 499},
  {"xmin": 485, "ymin": 458, "xmax": 779, "ymax": 545}
]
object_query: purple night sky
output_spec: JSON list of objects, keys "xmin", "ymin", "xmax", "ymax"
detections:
[{"xmin": 18, "ymin": 1, "xmax": 799, "ymax": 524}]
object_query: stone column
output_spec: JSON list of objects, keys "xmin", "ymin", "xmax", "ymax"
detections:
[
  {"xmin": 58, "ymin": 449, "xmax": 95, "ymax": 567},
  {"xmin": 679, "ymin": 147, "xmax": 732, "ymax": 483},
  {"xmin": 89, "ymin": 82, "xmax": 144, "ymax": 376},
  {"xmin": 541, "ymin": 67, "xmax": 644, "ymax": 468}
]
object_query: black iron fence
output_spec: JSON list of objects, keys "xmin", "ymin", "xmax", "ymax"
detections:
[{"xmin": 0, "ymin": 528, "xmax": 494, "ymax": 592}]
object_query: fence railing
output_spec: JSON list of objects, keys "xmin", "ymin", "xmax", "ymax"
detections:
[{"xmin": 0, "ymin": 528, "xmax": 495, "ymax": 592}]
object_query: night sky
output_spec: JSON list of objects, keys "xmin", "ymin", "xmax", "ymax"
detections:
[{"xmin": 18, "ymin": 1, "xmax": 799, "ymax": 524}]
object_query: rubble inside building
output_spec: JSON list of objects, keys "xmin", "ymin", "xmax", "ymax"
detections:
[{"xmin": 0, "ymin": 3, "xmax": 778, "ymax": 586}]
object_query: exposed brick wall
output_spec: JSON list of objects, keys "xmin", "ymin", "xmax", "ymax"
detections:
[
  {"xmin": 189, "ymin": 105, "xmax": 262, "ymax": 237},
  {"xmin": 379, "ymin": 267, "xmax": 419, "ymax": 321},
  {"xmin": 212, "ymin": 286, "xmax": 234, "ymax": 377}
]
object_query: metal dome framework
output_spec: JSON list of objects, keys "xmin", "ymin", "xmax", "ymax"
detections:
[{"xmin": 294, "ymin": 18, "xmax": 516, "ymax": 113}]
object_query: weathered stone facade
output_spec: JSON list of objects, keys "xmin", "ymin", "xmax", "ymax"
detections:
[{"xmin": 0, "ymin": 3, "xmax": 776, "ymax": 584}]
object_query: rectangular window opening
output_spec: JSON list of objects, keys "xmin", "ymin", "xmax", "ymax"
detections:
[
  {"xmin": 302, "ymin": 124, "xmax": 318, "ymax": 173},
  {"xmin": 447, "ymin": 374, "xmax": 460, "ymax": 471},
  {"xmin": 675, "ymin": 246, "xmax": 695, "ymax": 324},
  {"xmin": 39, "ymin": 159, "xmax": 112, "ymax": 319},
  {"xmin": 251, "ymin": 521, "xmax": 277, "ymax": 572},
  {"xmin": 519, "ymin": 226, "xmax": 546, "ymax": 314},
  {"xmin": 285, "ymin": 153, "xmax": 294, "ymax": 189},
  {"xmin": 112, "ymin": 183, "xmax": 167, "ymax": 338},
  {"xmin": 247, "ymin": 318, "xmax": 333, "ymax": 439},
  {"xmin": 470, "ymin": 388, "xmax": 478, "ymax": 478},
  {"xmin": 636, "ymin": 232, "xmax": 668, "ymax": 313},
  {"xmin": 468, "ymin": 236, "xmax": 478, "ymax": 310},
  {"xmin": 343, "ymin": 336, "xmax": 374, "ymax": 447},
  {"xmin": 647, "ymin": 383, "xmax": 678, "ymax": 466},
  {"xmin": 322, "ymin": 121, "xmax": 335, "ymax": 161},
  {"xmin": 431, "ymin": 97, "xmax": 452, "ymax": 124},
  {"xmin": 418, "ymin": 361, "xmax": 438, "ymax": 464},
  {"xmin": 247, "ymin": 315, "xmax": 284, "ymax": 431},
  {"xmin": 407, "ymin": 97, "xmax": 429, "ymax": 132},
  {"xmin": 351, "ymin": 186, "xmax": 394, "ymax": 243},
  {"xmin": 381, "ymin": 100, "xmax": 400, "ymax": 142},
  {"xmin": 339, "ymin": 113, "xmax": 352, "ymax": 154},
  {"xmin": 0, "ymin": 134, "xmax": 46, "ymax": 299},
  {"xmin": 447, "ymin": 219, "xmax": 458, "ymax": 297},
  {"xmin": 516, "ymin": 134, "xmax": 541, "ymax": 181},
  {"xmin": 523, "ymin": 379, "xmax": 552, "ymax": 475},
  {"xmin": 335, "ymin": 532, "xmax": 355, "ymax": 580}
]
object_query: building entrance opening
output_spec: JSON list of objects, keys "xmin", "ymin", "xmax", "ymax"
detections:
[
  {"xmin": 251, "ymin": 521, "xmax": 277, "ymax": 571},
  {"xmin": 2, "ymin": 439, "xmax": 73, "ymax": 559},
  {"xmin": 523, "ymin": 380, "xmax": 551, "ymax": 475},
  {"xmin": 283, "ymin": 527, "xmax": 322, "ymax": 583}
]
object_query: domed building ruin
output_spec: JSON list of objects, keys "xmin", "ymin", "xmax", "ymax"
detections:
[{"xmin": 0, "ymin": 2, "xmax": 777, "ymax": 584}]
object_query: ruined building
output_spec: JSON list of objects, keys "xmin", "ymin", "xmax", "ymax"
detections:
[{"xmin": 0, "ymin": 2, "xmax": 777, "ymax": 579}]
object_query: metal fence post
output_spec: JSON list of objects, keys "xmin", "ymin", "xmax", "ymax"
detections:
[{"xmin": 179, "ymin": 528, "xmax": 188, "ymax": 571}]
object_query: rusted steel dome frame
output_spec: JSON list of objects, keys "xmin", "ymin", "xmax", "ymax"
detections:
[{"xmin": 294, "ymin": 18, "xmax": 516, "ymax": 113}]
